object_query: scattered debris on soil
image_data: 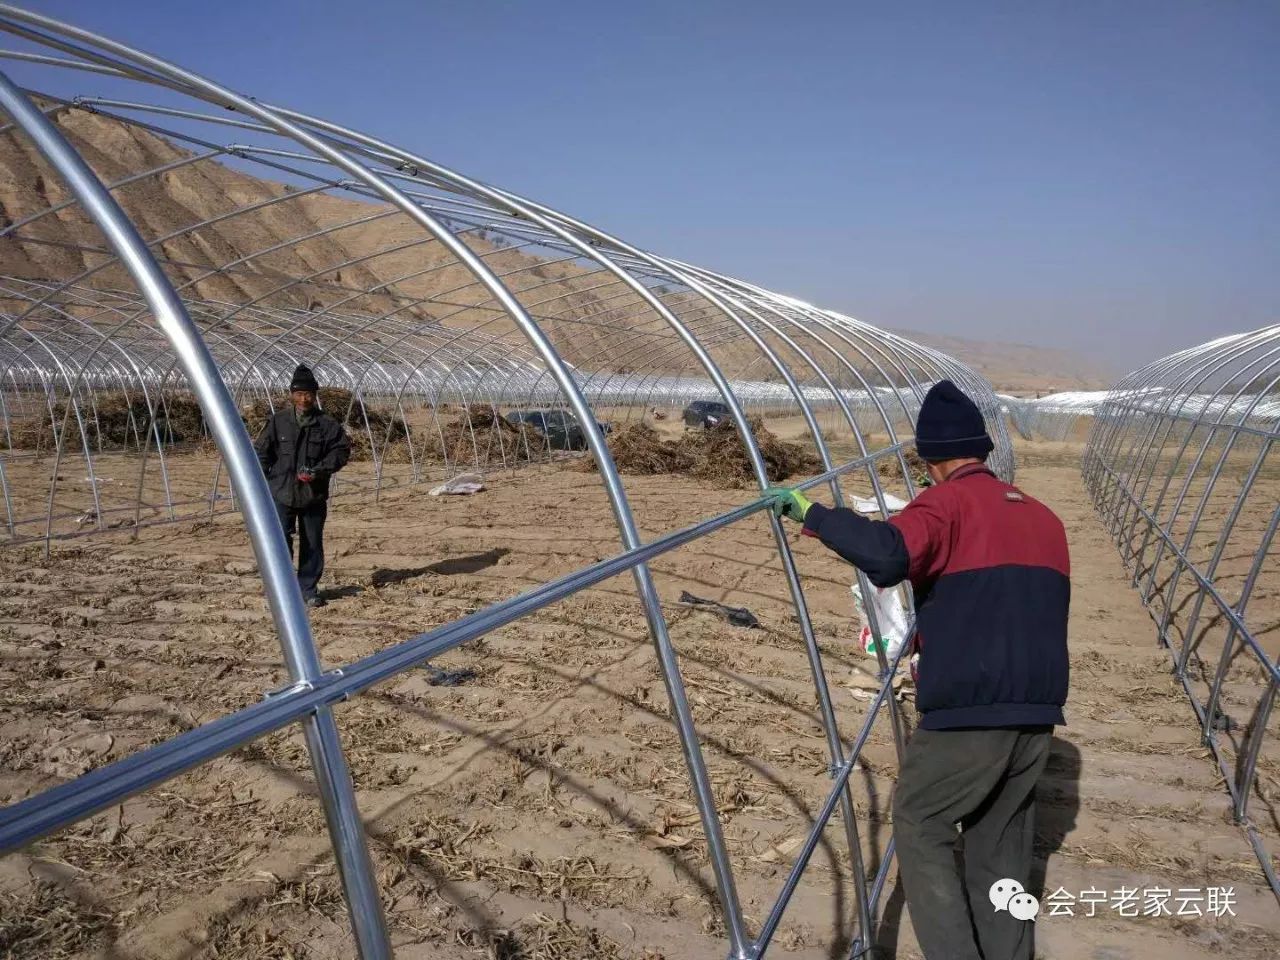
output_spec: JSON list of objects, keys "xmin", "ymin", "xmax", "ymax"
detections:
[
  {"xmin": 594, "ymin": 422, "xmax": 695, "ymax": 475},
  {"xmin": 582, "ymin": 418, "xmax": 820, "ymax": 487},
  {"xmin": 241, "ymin": 387, "xmax": 411, "ymax": 462},
  {"xmin": 678, "ymin": 591, "xmax": 761, "ymax": 629},
  {"xmin": 485, "ymin": 913, "xmax": 647, "ymax": 960},
  {"xmin": 0, "ymin": 882, "xmax": 119, "ymax": 958},
  {"xmin": 424, "ymin": 664, "xmax": 478, "ymax": 687},
  {"xmin": 693, "ymin": 418, "xmax": 820, "ymax": 486},
  {"xmin": 8, "ymin": 390, "xmax": 208, "ymax": 451},
  {"xmin": 9, "ymin": 387, "xmax": 421, "ymax": 463},
  {"xmin": 877, "ymin": 447, "xmax": 930, "ymax": 487},
  {"xmin": 434, "ymin": 408, "xmax": 546, "ymax": 467}
]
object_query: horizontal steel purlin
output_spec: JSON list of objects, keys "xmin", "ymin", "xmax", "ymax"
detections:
[
  {"xmin": 751, "ymin": 623, "xmax": 914, "ymax": 956},
  {"xmin": 0, "ymin": 7, "xmax": 1019, "ymax": 954},
  {"xmin": 1092, "ymin": 460, "xmax": 1278, "ymax": 685},
  {"xmin": 0, "ymin": 442, "xmax": 906, "ymax": 855}
]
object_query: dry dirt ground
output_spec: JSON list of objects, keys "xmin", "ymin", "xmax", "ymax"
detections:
[{"xmin": 0, "ymin": 439, "xmax": 1276, "ymax": 959}]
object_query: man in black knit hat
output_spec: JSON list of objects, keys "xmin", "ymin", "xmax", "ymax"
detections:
[
  {"xmin": 254, "ymin": 364, "xmax": 350, "ymax": 607},
  {"xmin": 767, "ymin": 380, "xmax": 1070, "ymax": 960}
]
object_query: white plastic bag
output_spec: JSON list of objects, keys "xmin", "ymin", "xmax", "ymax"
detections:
[
  {"xmin": 430, "ymin": 472, "xmax": 485, "ymax": 496},
  {"xmin": 850, "ymin": 492, "xmax": 908, "ymax": 514},
  {"xmin": 850, "ymin": 581, "xmax": 911, "ymax": 660}
]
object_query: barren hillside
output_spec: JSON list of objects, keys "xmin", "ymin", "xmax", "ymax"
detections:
[
  {"xmin": 895, "ymin": 329, "xmax": 1114, "ymax": 394},
  {"xmin": 0, "ymin": 102, "xmax": 696, "ymax": 376},
  {"xmin": 0, "ymin": 101, "xmax": 1105, "ymax": 393}
]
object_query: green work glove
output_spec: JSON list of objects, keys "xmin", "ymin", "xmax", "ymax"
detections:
[{"xmin": 766, "ymin": 486, "xmax": 813, "ymax": 523}]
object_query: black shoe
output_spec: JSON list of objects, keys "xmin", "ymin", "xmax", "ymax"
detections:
[{"xmin": 305, "ymin": 595, "xmax": 327, "ymax": 608}]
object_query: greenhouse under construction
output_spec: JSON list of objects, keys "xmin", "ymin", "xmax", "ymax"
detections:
[{"xmin": 0, "ymin": 6, "xmax": 1275, "ymax": 960}]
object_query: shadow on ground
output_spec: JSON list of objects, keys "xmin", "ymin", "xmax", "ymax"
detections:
[
  {"xmin": 874, "ymin": 735, "xmax": 1081, "ymax": 958},
  {"xmin": 369, "ymin": 547, "xmax": 511, "ymax": 587}
]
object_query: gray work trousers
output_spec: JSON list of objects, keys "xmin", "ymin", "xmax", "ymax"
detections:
[{"xmin": 892, "ymin": 726, "xmax": 1052, "ymax": 960}]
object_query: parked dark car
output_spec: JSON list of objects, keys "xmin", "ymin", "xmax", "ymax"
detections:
[
  {"xmin": 681, "ymin": 400, "xmax": 731, "ymax": 429},
  {"xmin": 505, "ymin": 410, "xmax": 610, "ymax": 451}
]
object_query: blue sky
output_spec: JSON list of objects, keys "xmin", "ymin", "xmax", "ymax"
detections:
[{"xmin": 13, "ymin": 1, "xmax": 1280, "ymax": 371}]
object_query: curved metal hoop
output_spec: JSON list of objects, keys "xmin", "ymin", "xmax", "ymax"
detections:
[
  {"xmin": 0, "ymin": 6, "xmax": 1018, "ymax": 956},
  {"xmin": 1082, "ymin": 324, "xmax": 1280, "ymax": 902}
]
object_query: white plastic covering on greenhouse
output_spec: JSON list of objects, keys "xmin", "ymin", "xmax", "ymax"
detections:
[
  {"xmin": 1002, "ymin": 391, "xmax": 1108, "ymax": 441},
  {"xmin": 1083, "ymin": 324, "xmax": 1280, "ymax": 898},
  {"xmin": 0, "ymin": 6, "xmax": 1021, "ymax": 958},
  {"xmin": 1007, "ymin": 384, "xmax": 1280, "ymax": 444}
]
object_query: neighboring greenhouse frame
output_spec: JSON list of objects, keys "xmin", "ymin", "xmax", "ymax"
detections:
[
  {"xmin": 1083, "ymin": 325, "xmax": 1280, "ymax": 899},
  {"xmin": 1003, "ymin": 390, "xmax": 1110, "ymax": 442},
  {"xmin": 0, "ymin": 6, "xmax": 1015, "ymax": 957}
]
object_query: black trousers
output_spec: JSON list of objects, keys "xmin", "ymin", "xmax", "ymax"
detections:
[
  {"xmin": 892, "ymin": 726, "xmax": 1052, "ymax": 960},
  {"xmin": 274, "ymin": 500, "xmax": 327, "ymax": 599}
]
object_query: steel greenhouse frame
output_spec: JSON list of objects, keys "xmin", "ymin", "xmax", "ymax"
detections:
[
  {"xmin": 1003, "ymin": 390, "xmax": 1109, "ymax": 442},
  {"xmin": 1083, "ymin": 325, "xmax": 1280, "ymax": 900},
  {"xmin": 0, "ymin": 6, "xmax": 1016, "ymax": 957}
]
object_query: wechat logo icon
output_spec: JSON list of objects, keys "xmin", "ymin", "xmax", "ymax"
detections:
[{"xmin": 990, "ymin": 878, "xmax": 1040, "ymax": 921}]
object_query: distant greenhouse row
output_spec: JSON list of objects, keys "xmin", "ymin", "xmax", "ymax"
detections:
[{"xmin": 1003, "ymin": 364, "xmax": 1280, "ymax": 442}]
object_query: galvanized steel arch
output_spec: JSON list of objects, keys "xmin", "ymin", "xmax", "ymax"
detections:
[
  {"xmin": 0, "ymin": 6, "xmax": 1016, "ymax": 958},
  {"xmin": 1082, "ymin": 324, "xmax": 1280, "ymax": 899}
]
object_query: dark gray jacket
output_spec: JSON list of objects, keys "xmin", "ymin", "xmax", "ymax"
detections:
[{"xmin": 254, "ymin": 409, "xmax": 350, "ymax": 508}]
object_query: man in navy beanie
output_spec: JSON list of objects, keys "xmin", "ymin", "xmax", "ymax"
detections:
[
  {"xmin": 767, "ymin": 380, "xmax": 1070, "ymax": 960},
  {"xmin": 254, "ymin": 364, "xmax": 350, "ymax": 607}
]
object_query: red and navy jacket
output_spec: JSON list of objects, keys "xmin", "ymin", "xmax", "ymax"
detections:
[{"xmin": 801, "ymin": 463, "xmax": 1070, "ymax": 730}]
